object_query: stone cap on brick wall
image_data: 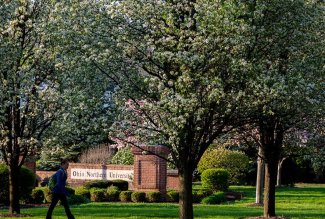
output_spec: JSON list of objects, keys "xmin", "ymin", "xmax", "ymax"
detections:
[
  {"xmin": 167, "ymin": 169, "xmax": 178, "ymax": 176},
  {"xmin": 68, "ymin": 163, "xmax": 133, "ymax": 170}
]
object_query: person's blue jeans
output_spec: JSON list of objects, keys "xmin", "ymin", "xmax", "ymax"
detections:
[{"xmin": 46, "ymin": 193, "xmax": 75, "ymax": 219}]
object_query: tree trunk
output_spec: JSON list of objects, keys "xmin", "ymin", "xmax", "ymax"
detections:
[
  {"xmin": 259, "ymin": 118, "xmax": 284, "ymax": 218},
  {"xmin": 263, "ymin": 160, "xmax": 278, "ymax": 217},
  {"xmin": 276, "ymin": 158, "xmax": 286, "ymax": 187},
  {"xmin": 8, "ymin": 163, "xmax": 21, "ymax": 214},
  {"xmin": 179, "ymin": 168, "xmax": 194, "ymax": 219},
  {"xmin": 256, "ymin": 147, "xmax": 265, "ymax": 204}
]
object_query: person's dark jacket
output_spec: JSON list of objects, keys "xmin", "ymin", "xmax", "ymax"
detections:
[{"xmin": 52, "ymin": 167, "xmax": 68, "ymax": 195}]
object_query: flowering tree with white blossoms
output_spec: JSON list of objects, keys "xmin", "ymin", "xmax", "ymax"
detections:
[
  {"xmin": 241, "ymin": 1, "xmax": 324, "ymax": 217},
  {"xmin": 105, "ymin": 1, "xmax": 252, "ymax": 218},
  {"xmin": 46, "ymin": 1, "xmax": 323, "ymax": 218},
  {"xmin": 0, "ymin": 0, "xmax": 61, "ymax": 214},
  {"xmin": 108, "ymin": 1, "xmax": 324, "ymax": 218}
]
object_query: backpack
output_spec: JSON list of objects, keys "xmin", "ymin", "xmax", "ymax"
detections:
[{"xmin": 48, "ymin": 169, "xmax": 64, "ymax": 191}]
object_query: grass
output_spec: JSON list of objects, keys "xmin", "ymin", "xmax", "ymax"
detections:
[{"xmin": 0, "ymin": 184, "xmax": 324, "ymax": 219}]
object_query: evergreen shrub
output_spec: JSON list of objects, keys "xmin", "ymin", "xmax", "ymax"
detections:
[
  {"xmin": 83, "ymin": 180, "xmax": 128, "ymax": 191},
  {"xmin": 119, "ymin": 191, "xmax": 132, "ymax": 202},
  {"xmin": 67, "ymin": 194, "xmax": 90, "ymax": 205},
  {"xmin": 0, "ymin": 164, "xmax": 9, "ymax": 204},
  {"xmin": 166, "ymin": 190, "xmax": 179, "ymax": 202},
  {"xmin": 110, "ymin": 180, "xmax": 128, "ymax": 191},
  {"xmin": 198, "ymin": 148, "xmax": 249, "ymax": 184},
  {"xmin": 0, "ymin": 164, "xmax": 36, "ymax": 204},
  {"xmin": 66, "ymin": 187, "xmax": 75, "ymax": 196},
  {"xmin": 90, "ymin": 188, "xmax": 106, "ymax": 202},
  {"xmin": 146, "ymin": 192, "xmax": 162, "ymax": 202},
  {"xmin": 83, "ymin": 180, "xmax": 110, "ymax": 190},
  {"xmin": 30, "ymin": 188, "xmax": 45, "ymax": 204},
  {"xmin": 201, "ymin": 168, "xmax": 229, "ymax": 192},
  {"xmin": 192, "ymin": 190, "xmax": 212, "ymax": 203},
  {"xmin": 131, "ymin": 192, "xmax": 146, "ymax": 202},
  {"xmin": 106, "ymin": 186, "xmax": 120, "ymax": 201},
  {"xmin": 201, "ymin": 192, "xmax": 226, "ymax": 204},
  {"xmin": 42, "ymin": 187, "xmax": 52, "ymax": 203},
  {"xmin": 75, "ymin": 187, "xmax": 90, "ymax": 199}
]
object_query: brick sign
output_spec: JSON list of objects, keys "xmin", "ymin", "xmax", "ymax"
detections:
[{"xmin": 70, "ymin": 168, "xmax": 134, "ymax": 182}]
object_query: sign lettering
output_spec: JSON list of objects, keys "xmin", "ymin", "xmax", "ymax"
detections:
[{"xmin": 70, "ymin": 168, "xmax": 133, "ymax": 181}]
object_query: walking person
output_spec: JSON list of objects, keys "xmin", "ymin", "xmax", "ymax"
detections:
[{"xmin": 46, "ymin": 159, "xmax": 75, "ymax": 219}]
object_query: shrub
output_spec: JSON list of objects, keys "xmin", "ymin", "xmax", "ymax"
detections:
[
  {"xmin": 83, "ymin": 180, "xmax": 110, "ymax": 190},
  {"xmin": 65, "ymin": 187, "xmax": 75, "ymax": 196},
  {"xmin": 201, "ymin": 168, "xmax": 229, "ymax": 192},
  {"xmin": 110, "ymin": 146, "xmax": 134, "ymax": 165},
  {"xmin": 192, "ymin": 190, "xmax": 212, "ymax": 203},
  {"xmin": 106, "ymin": 186, "xmax": 120, "ymax": 202},
  {"xmin": 90, "ymin": 188, "xmax": 106, "ymax": 202},
  {"xmin": 42, "ymin": 187, "xmax": 53, "ymax": 203},
  {"xmin": 83, "ymin": 180, "xmax": 128, "ymax": 191},
  {"xmin": 75, "ymin": 187, "xmax": 90, "ymax": 199},
  {"xmin": 198, "ymin": 148, "xmax": 249, "ymax": 184},
  {"xmin": 67, "ymin": 194, "xmax": 90, "ymax": 205},
  {"xmin": 0, "ymin": 164, "xmax": 9, "ymax": 204},
  {"xmin": 146, "ymin": 192, "xmax": 162, "ymax": 202},
  {"xmin": 110, "ymin": 180, "xmax": 128, "ymax": 191},
  {"xmin": 131, "ymin": 192, "xmax": 146, "ymax": 202},
  {"xmin": 201, "ymin": 192, "xmax": 226, "ymax": 204},
  {"xmin": 119, "ymin": 191, "xmax": 132, "ymax": 202},
  {"xmin": 166, "ymin": 190, "xmax": 179, "ymax": 202},
  {"xmin": 30, "ymin": 188, "xmax": 45, "ymax": 204},
  {"xmin": 19, "ymin": 166, "xmax": 36, "ymax": 201},
  {"xmin": 0, "ymin": 164, "xmax": 36, "ymax": 204}
]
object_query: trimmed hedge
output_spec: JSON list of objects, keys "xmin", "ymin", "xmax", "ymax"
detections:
[
  {"xmin": 67, "ymin": 194, "xmax": 90, "ymax": 205},
  {"xmin": 106, "ymin": 186, "xmax": 120, "ymax": 202},
  {"xmin": 42, "ymin": 187, "xmax": 52, "ymax": 203},
  {"xmin": 192, "ymin": 190, "xmax": 212, "ymax": 203},
  {"xmin": 198, "ymin": 148, "xmax": 250, "ymax": 184},
  {"xmin": 66, "ymin": 187, "xmax": 75, "ymax": 196},
  {"xmin": 83, "ymin": 180, "xmax": 128, "ymax": 191},
  {"xmin": 30, "ymin": 188, "xmax": 45, "ymax": 204},
  {"xmin": 110, "ymin": 180, "xmax": 128, "ymax": 191},
  {"xmin": 131, "ymin": 192, "xmax": 146, "ymax": 202},
  {"xmin": 201, "ymin": 168, "xmax": 229, "ymax": 192},
  {"xmin": 119, "ymin": 191, "xmax": 132, "ymax": 202},
  {"xmin": 201, "ymin": 192, "xmax": 226, "ymax": 204},
  {"xmin": 0, "ymin": 164, "xmax": 36, "ymax": 204},
  {"xmin": 166, "ymin": 190, "xmax": 179, "ymax": 202},
  {"xmin": 75, "ymin": 187, "xmax": 90, "ymax": 199},
  {"xmin": 90, "ymin": 188, "xmax": 106, "ymax": 202},
  {"xmin": 0, "ymin": 164, "xmax": 9, "ymax": 204},
  {"xmin": 146, "ymin": 192, "xmax": 162, "ymax": 202},
  {"xmin": 84, "ymin": 180, "xmax": 110, "ymax": 190}
]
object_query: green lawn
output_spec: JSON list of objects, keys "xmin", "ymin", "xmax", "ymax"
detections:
[{"xmin": 1, "ymin": 184, "xmax": 324, "ymax": 219}]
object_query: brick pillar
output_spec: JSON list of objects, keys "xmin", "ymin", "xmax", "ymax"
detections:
[{"xmin": 132, "ymin": 145, "xmax": 170, "ymax": 193}]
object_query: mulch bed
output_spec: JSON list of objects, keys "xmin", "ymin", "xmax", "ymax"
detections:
[{"xmin": 225, "ymin": 191, "xmax": 244, "ymax": 201}]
